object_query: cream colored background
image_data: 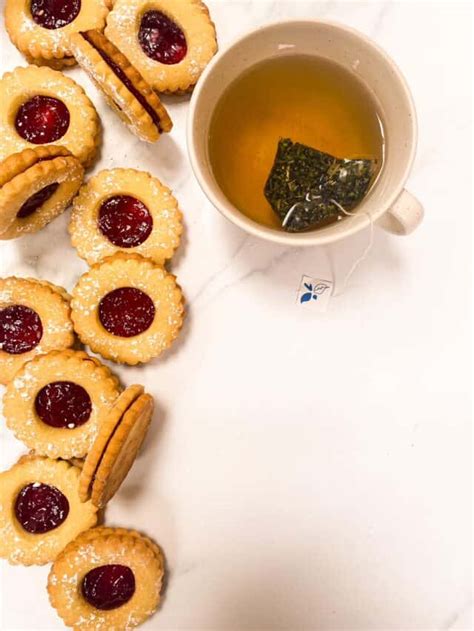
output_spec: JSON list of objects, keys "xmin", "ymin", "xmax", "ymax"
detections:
[{"xmin": 0, "ymin": 1, "xmax": 472, "ymax": 630}]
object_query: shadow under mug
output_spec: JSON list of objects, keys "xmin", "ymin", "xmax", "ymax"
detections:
[{"xmin": 187, "ymin": 19, "xmax": 424, "ymax": 247}]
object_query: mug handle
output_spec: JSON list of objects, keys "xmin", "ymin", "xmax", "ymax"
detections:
[{"xmin": 377, "ymin": 189, "xmax": 424, "ymax": 235}]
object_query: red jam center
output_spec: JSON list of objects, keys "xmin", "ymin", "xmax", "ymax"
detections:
[
  {"xmin": 0, "ymin": 305, "xmax": 43, "ymax": 355},
  {"xmin": 30, "ymin": 0, "xmax": 81, "ymax": 30},
  {"xmin": 17, "ymin": 182, "xmax": 59, "ymax": 219},
  {"xmin": 138, "ymin": 10, "xmax": 187, "ymax": 65},
  {"xmin": 98, "ymin": 287, "xmax": 155, "ymax": 338},
  {"xmin": 15, "ymin": 96, "xmax": 70, "ymax": 144},
  {"xmin": 81, "ymin": 564, "xmax": 136, "ymax": 610},
  {"xmin": 35, "ymin": 381, "xmax": 92, "ymax": 429},
  {"xmin": 14, "ymin": 482, "xmax": 69, "ymax": 534},
  {"xmin": 98, "ymin": 195, "xmax": 153, "ymax": 248}
]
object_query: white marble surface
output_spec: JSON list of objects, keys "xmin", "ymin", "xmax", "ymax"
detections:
[{"xmin": 0, "ymin": 1, "xmax": 472, "ymax": 629}]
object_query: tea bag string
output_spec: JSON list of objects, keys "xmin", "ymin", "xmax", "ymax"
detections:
[
  {"xmin": 282, "ymin": 194, "xmax": 374, "ymax": 294},
  {"xmin": 328, "ymin": 198, "xmax": 374, "ymax": 296}
]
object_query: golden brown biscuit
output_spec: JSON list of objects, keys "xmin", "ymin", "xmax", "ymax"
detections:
[
  {"xmin": 79, "ymin": 384, "xmax": 144, "ymax": 502},
  {"xmin": 0, "ymin": 66, "xmax": 100, "ymax": 166},
  {"xmin": 48, "ymin": 527, "xmax": 164, "ymax": 630},
  {"xmin": 0, "ymin": 455, "xmax": 97, "ymax": 565},
  {"xmin": 69, "ymin": 168, "xmax": 182, "ymax": 265},
  {"xmin": 91, "ymin": 393, "xmax": 153, "ymax": 508},
  {"xmin": 0, "ymin": 277, "xmax": 74, "ymax": 385},
  {"xmin": 5, "ymin": 0, "xmax": 109, "ymax": 67},
  {"xmin": 70, "ymin": 30, "xmax": 172, "ymax": 143},
  {"xmin": 3, "ymin": 350, "xmax": 121, "ymax": 459},
  {"xmin": 71, "ymin": 253, "xmax": 184, "ymax": 365},
  {"xmin": 0, "ymin": 146, "xmax": 84, "ymax": 239},
  {"xmin": 105, "ymin": 0, "xmax": 217, "ymax": 93},
  {"xmin": 79, "ymin": 387, "xmax": 153, "ymax": 508}
]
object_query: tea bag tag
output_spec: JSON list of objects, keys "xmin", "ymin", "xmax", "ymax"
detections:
[
  {"xmin": 295, "ymin": 204, "xmax": 374, "ymax": 309},
  {"xmin": 296, "ymin": 275, "xmax": 333, "ymax": 312}
]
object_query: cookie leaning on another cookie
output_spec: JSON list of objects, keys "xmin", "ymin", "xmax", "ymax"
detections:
[
  {"xmin": 79, "ymin": 385, "xmax": 153, "ymax": 508},
  {"xmin": 70, "ymin": 30, "xmax": 172, "ymax": 143},
  {"xmin": 0, "ymin": 146, "xmax": 84, "ymax": 240}
]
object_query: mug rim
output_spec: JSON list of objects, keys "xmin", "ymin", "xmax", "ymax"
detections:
[{"xmin": 187, "ymin": 18, "xmax": 418, "ymax": 246}]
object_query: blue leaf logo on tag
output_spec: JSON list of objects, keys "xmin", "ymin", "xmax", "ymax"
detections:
[{"xmin": 300, "ymin": 282, "xmax": 330, "ymax": 304}]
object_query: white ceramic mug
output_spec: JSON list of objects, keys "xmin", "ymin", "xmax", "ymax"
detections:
[{"xmin": 187, "ymin": 20, "xmax": 424, "ymax": 247}]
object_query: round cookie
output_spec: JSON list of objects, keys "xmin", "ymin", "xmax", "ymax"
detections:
[
  {"xmin": 69, "ymin": 168, "xmax": 182, "ymax": 265},
  {"xmin": 70, "ymin": 30, "xmax": 172, "ymax": 143},
  {"xmin": 5, "ymin": 0, "xmax": 109, "ymax": 68},
  {"xmin": 0, "ymin": 66, "xmax": 100, "ymax": 166},
  {"xmin": 79, "ymin": 384, "xmax": 144, "ymax": 502},
  {"xmin": 90, "ymin": 393, "xmax": 153, "ymax": 508},
  {"xmin": 3, "ymin": 350, "xmax": 121, "ymax": 459},
  {"xmin": 48, "ymin": 527, "xmax": 164, "ymax": 630},
  {"xmin": 0, "ymin": 146, "xmax": 84, "ymax": 239},
  {"xmin": 105, "ymin": 0, "xmax": 217, "ymax": 93},
  {"xmin": 0, "ymin": 277, "xmax": 74, "ymax": 385},
  {"xmin": 71, "ymin": 253, "xmax": 184, "ymax": 365},
  {"xmin": 0, "ymin": 455, "xmax": 97, "ymax": 565}
]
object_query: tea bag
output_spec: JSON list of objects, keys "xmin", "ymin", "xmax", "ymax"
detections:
[{"xmin": 264, "ymin": 138, "xmax": 377, "ymax": 232}]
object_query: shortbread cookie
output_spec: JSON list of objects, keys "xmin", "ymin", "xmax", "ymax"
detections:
[
  {"xmin": 91, "ymin": 393, "xmax": 153, "ymax": 508},
  {"xmin": 3, "ymin": 349, "xmax": 121, "ymax": 459},
  {"xmin": 71, "ymin": 253, "xmax": 184, "ymax": 364},
  {"xmin": 0, "ymin": 146, "xmax": 84, "ymax": 239},
  {"xmin": 79, "ymin": 384, "xmax": 144, "ymax": 502},
  {"xmin": 0, "ymin": 277, "xmax": 74, "ymax": 385},
  {"xmin": 48, "ymin": 527, "xmax": 164, "ymax": 630},
  {"xmin": 0, "ymin": 455, "xmax": 97, "ymax": 565},
  {"xmin": 5, "ymin": 0, "xmax": 109, "ymax": 68},
  {"xmin": 0, "ymin": 66, "xmax": 100, "ymax": 166},
  {"xmin": 70, "ymin": 168, "xmax": 182, "ymax": 265},
  {"xmin": 105, "ymin": 0, "xmax": 217, "ymax": 93},
  {"xmin": 71, "ymin": 30, "xmax": 172, "ymax": 142},
  {"xmin": 79, "ymin": 385, "xmax": 148, "ymax": 504}
]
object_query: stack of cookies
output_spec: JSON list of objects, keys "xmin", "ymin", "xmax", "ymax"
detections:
[{"xmin": 0, "ymin": 0, "xmax": 218, "ymax": 628}]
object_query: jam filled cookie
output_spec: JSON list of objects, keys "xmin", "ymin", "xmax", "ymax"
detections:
[
  {"xmin": 0, "ymin": 277, "xmax": 74, "ymax": 385},
  {"xmin": 5, "ymin": 0, "xmax": 109, "ymax": 68},
  {"xmin": 69, "ymin": 168, "xmax": 182, "ymax": 265},
  {"xmin": 70, "ymin": 30, "xmax": 172, "ymax": 143},
  {"xmin": 0, "ymin": 66, "xmax": 100, "ymax": 166},
  {"xmin": 71, "ymin": 253, "xmax": 184, "ymax": 364},
  {"xmin": 48, "ymin": 527, "xmax": 164, "ymax": 630},
  {"xmin": 0, "ymin": 146, "xmax": 84, "ymax": 239},
  {"xmin": 0, "ymin": 455, "xmax": 97, "ymax": 565},
  {"xmin": 105, "ymin": 0, "xmax": 217, "ymax": 93},
  {"xmin": 79, "ymin": 386, "xmax": 153, "ymax": 507},
  {"xmin": 3, "ymin": 349, "xmax": 121, "ymax": 459}
]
